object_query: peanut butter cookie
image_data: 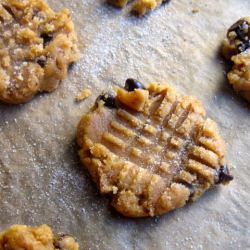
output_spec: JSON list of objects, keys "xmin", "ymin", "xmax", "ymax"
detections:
[
  {"xmin": 77, "ymin": 79, "xmax": 233, "ymax": 218},
  {"xmin": 0, "ymin": 224, "xmax": 79, "ymax": 250},
  {"xmin": 108, "ymin": 0, "xmax": 170, "ymax": 16},
  {"xmin": 0, "ymin": 0, "xmax": 79, "ymax": 104},
  {"xmin": 223, "ymin": 18, "xmax": 250, "ymax": 102}
]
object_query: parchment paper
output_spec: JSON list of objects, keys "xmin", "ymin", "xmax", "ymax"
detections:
[{"xmin": 0, "ymin": 0, "xmax": 250, "ymax": 249}]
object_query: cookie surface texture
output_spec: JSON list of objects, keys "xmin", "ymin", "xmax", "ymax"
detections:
[
  {"xmin": 223, "ymin": 17, "xmax": 250, "ymax": 102},
  {"xmin": 0, "ymin": 224, "xmax": 79, "ymax": 250},
  {"xmin": 108, "ymin": 0, "xmax": 168, "ymax": 15},
  {"xmin": 77, "ymin": 79, "xmax": 233, "ymax": 218},
  {"xmin": 0, "ymin": 0, "xmax": 79, "ymax": 104}
]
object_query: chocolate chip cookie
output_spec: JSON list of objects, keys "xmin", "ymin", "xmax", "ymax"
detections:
[
  {"xmin": 108, "ymin": 0, "xmax": 170, "ymax": 16},
  {"xmin": 77, "ymin": 79, "xmax": 233, "ymax": 218},
  {"xmin": 223, "ymin": 17, "xmax": 250, "ymax": 102},
  {"xmin": 0, "ymin": 0, "xmax": 79, "ymax": 104},
  {"xmin": 0, "ymin": 224, "xmax": 79, "ymax": 250}
]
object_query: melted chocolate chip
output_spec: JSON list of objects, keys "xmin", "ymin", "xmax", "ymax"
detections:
[
  {"xmin": 40, "ymin": 33, "xmax": 53, "ymax": 47},
  {"xmin": 125, "ymin": 78, "xmax": 145, "ymax": 92},
  {"xmin": 97, "ymin": 93, "xmax": 117, "ymax": 108},
  {"xmin": 216, "ymin": 166, "xmax": 233, "ymax": 184}
]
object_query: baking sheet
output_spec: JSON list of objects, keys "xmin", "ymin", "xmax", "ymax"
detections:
[{"xmin": 0, "ymin": 0, "xmax": 250, "ymax": 249}]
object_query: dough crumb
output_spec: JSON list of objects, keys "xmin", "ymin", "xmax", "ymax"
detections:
[
  {"xmin": 108, "ymin": 0, "xmax": 169, "ymax": 16},
  {"xmin": 75, "ymin": 89, "xmax": 92, "ymax": 102},
  {"xmin": 192, "ymin": 8, "xmax": 199, "ymax": 14}
]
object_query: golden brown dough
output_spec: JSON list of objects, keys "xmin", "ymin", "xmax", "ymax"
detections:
[
  {"xmin": 222, "ymin": 17, "xmax": 250, "ymax": 102},
  {"xmin": 77, "ymin": 79, "xmax": 233, "ymax": 218},
  {"xmin": 0, "ymin": 0, "xmax": 79, "ymax": 104},
  {"xmin": 227, "ymin": 51, "xmax": 250, "ymax": 102},
  {"xmin": 0, "ymin": 224, "xmax": 79, "ymax": 250}
]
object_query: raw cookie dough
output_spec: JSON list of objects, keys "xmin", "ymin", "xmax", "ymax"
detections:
[
  {"xmin": 108, "ymin": 0, "xmax": 169, "ymax": 16},
  {"xmin": 0, "ymin": 0, "xmax": 79, "ymax": 104},
  {"xmin": 222, "ymin": 18, "xmax": 250, "ymax": 102},
  {"xmin": 0, "ymin": 224, "xmax": 79, "ymax": 250},
  {"xmin": 77, "ymin": 79, "xmax": 233, "ymax": 218}
]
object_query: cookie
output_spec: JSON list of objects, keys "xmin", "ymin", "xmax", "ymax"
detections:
[
  {"xmin": 0, "ymin": 0, "xmax": 79, "ymax": 104},
  {"xmin": 108, "ymin": 0, "xmax": 169, "ymax": 16},
  {"xmin": 222, "ymin": 18, "xmax": 250, "ymax": 102},
  {"xmin": 77, "ymin": 79, "xmax": 233, "ymax": 218},
  {"xmin": 0, "ymin": 224, "xmax": 79, "ymax": 250}
]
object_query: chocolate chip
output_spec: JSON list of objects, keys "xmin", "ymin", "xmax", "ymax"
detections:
[
  {"xmin": 239, "ymin": 39, "xmax": 250, "ymax": 53},
  {"xmin": 68, "ymin": 62, "xmax": 75, "ymax": 71},
  {"xmin": 216, "ymin": 166, "xmax": 233, "ymax": 184},
  {"xmin": 162, "ymin": 0, "xmax": 171, "ymax": 4},
  {"xmin": 40, "ymin": 33, "xmax": 53, "ymax": 47},
  {"xmin": 97, "ymin": 93, "xmax": 117, "ymax": 108},
  {"xmin": 228, "ymin": 20, "xmax": 249, "ymax": 41},
  {"xmin": 228, "ymin": 20, "xmax": 245, "ymax": 32},
  {"xmin": 228, "ymin": 19, "xmax": 250, "ymax": 53},
  {"xmin": 36, "ymin": 58, "xmax": 46, "ymax": 68},
  {"xmin": 125, "ymin": 78, "xmax": 145, "ymax": 92},
  {"xmin": 2, "ymin": 5, "xmax": 15, "ymax": 19}
]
